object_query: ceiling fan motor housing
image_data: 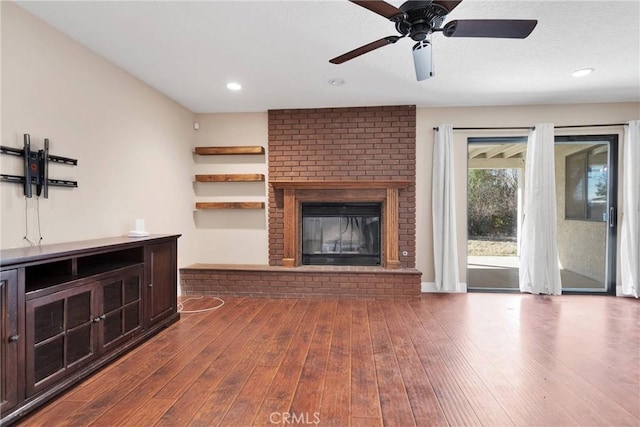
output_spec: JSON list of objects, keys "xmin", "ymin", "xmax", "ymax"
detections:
[{"xmin": 397, "ymin": 0, "xmax": 449, "ymax": 41}]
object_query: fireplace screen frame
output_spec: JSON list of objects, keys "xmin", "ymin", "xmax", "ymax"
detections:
[
  {"xmin": 270, "ymin": 181, "xmax": 410, "ymax": 269},
  {"xmin": 301, "ymin": 202, "xmax": 382, "ymax": 266}
]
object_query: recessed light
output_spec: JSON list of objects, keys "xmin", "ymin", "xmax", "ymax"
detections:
[
  {"xmin": 328, "ymin": 78, "xmax": 345, "ymax": 86},
  {"xmin": 226, "ymin": 82, "xmax": 242, "ymax": 91},
  {"xmin": 571, "ymin": 68, "xmax": 595, "ymax": 78}
]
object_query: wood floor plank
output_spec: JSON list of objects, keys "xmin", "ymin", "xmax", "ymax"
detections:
[
  {"xmin": 325, "ymin": 300, "xmax": 352, "ymax": 381},
  {"xmin": 350, "ymin": 300, "xmax": 382, "ymax": 420},
  {"xmin": 187, "ymin": 299, "xmax": 297, "ymax": 426},
  {"xmin": 258, "ymin": 300, "xmax": 310, "ymax": 368},
  {"xmin": 382, "ymin": 301, "xmax": 450, "ymax": 427},
  {"xmin": 451, "ymin": 294, "xmax": 636, "ymax": 426},
  {"xmin": 200, "ymin": 299, "xmax": 300, "ymax": 426},
  {"xmin": 119, "ymin": 398, "xmax": 175, "ymax": 427},
  {"xmin": 251, "ymin": 398, "xmax": 292, "ymax": 427},
  {"xmin": 14, "ymin": 294, "xmax": 640, "ymax": 427},
  {"xmin": 404, "ymin": 298, "xmax": 528, "ymax": 426},
  {"xmin": 152, "ymin": 298, "xmax": 252, "ymax": 399},
  {"xmin": 260, "ymin": 300, "xmax": 323, "ymax": 403},
  {"xmin": 289, "ymin": 300, "xmax": 337, "ymax": 417},
  {"xmin": 320, "ymin": 300, "xmax": 352, "ymax": 426},
  {"xmin": 62, "ymin": 298, "xmax": 235, "ymax": 404},
  {"xmin": 87, "ymin": 299, "xmax": 248, "ymax": 426},
  {"xmin": 218, "ymin": 365, "xmax": 279, "ymax": 426},
  {"xmin": 155, "ymin": 298, "xmax": 274, "ymax": 426},
  {"xmin": 405, "ymin": 298, "xmax": 486, "ymax": 426},
  {"xmin": 319, "ymin": 377, "xmax": 351, "ymax": 427},
  {"xmin": 507, "ymin": 295, "xmax": 640, "ymax": 418},
  {"xmin": 14, "ymin": 400, "xmax": 83, "ymax": 427},
  {"xmin": 367, "ymin": 300, "xmax": 417, "ymax": 427}
]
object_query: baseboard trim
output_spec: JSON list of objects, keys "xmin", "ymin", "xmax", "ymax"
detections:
[{"xmin": 421, "ymin": 282, "xmax": 467, "ymax": 293}]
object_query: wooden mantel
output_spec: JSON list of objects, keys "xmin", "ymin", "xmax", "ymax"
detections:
[
  {"xmin": 270, "ymin": 180, "xmax": 412, "ymax": 269},
  {"xmin": 271, "ymin": 180, "xmax": 412, "ymax": 190}
]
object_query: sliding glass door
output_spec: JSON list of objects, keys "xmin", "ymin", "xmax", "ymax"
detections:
[
  {"xmin": 555, "ymin": 135, "xmax": 617, "ymax": 293},
  {"xmin": 467, "ymin": 134, "xmax": 618, "ymax": 294},
  {"xmin": 467, "ymin": 137, "xmax": 525, "ymax": 291}
]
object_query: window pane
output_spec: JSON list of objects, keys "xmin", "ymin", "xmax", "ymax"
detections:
[
  {"xmin": 124, "ymin": 303, "xmax": 140, "ymax": 333},
  {"xmin": 67, "ymin": 324, "xmax": 92, "ymax": 365},
  {"xmin": 587, "ymin": 148, "xmax": 608, "ymax": 221},
  {"xmin": 103, "ymin": 281, "xmax": 122, "ymax": 313},
  {"xmin": 566, "ymin": 151, "xmax": 586, "ymax": 219},
  {"xmin": 124, "ymin": 276, "xmax": 139, "ymax": 304},
  {"xmin": 67, "ymin": 291, "xmax": 91, "ymax": 329},
  {"xmin": 34, "ymin": 336, "xmax": 64, "ymax": 382},
  {"xmin": 103, "ymin": 310, "xmax": 123, "ymax": 345},
  {"xmin": 34, "ymin": 300, "xmax": 64, "ymax": 343}
]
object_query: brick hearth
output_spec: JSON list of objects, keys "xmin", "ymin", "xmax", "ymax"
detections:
[{"xmin": 180, "ymin": 264, "xmax": 421, "ymax": 300}]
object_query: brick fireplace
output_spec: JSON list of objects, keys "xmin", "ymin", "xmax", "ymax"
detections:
[
  {"xmin": 180, "ymin": 105, "xmax": 421, "ymax": 300},
  {"xmin": 268, "ymin": 105, "xmax": 417, "ymax": 269}
]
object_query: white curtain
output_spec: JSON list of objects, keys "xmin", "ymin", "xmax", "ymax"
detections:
[
  {"xmin": 432, "ymin": 124, "xmax": 460, "ymax": 292},
  {"xmin": 620, "ymin": 120, "xmax": 640, "ymax": 297},
  {"xmin": 519, "ymin": 123, "xmax": 562, "ymax": 295}
]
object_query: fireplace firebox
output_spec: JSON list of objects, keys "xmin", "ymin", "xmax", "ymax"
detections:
[{"xmin": 302, "ymin": 202, "xmax": 381, "ymax": 266}]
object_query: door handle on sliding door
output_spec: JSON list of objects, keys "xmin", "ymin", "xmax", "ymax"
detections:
[{"xmin": 609, "ymin": 207, "xmax": 615, "ymax": 227}]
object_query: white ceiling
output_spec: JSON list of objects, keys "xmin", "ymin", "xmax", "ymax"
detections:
[{"xmin": 16, "ymin": 0, "xmax": 640, "ymax": 113}]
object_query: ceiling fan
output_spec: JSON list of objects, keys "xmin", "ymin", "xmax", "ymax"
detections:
[{"xmin": 330, "ymin": 0, "xmax": 538, "ymax": 81}]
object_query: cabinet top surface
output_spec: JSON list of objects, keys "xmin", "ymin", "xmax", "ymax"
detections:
[{"xmin": 0, "ymin": 234, "xmax": 181, "ymax": 267}]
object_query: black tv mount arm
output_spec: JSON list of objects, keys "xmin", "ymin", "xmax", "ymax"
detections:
[{"xmin": 0, "ymin": 134, "xmax": 78, "ymax": 198}]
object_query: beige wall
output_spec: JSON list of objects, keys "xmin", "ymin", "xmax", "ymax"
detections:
[
  {"xmin": 192, "ymin": 113, "xmax": 269, "ymax": 264},
  {"xmin": 0, "ymin": 2, "xmax": 198, "ymax": 267}
]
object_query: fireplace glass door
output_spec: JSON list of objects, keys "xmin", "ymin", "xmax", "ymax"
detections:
[{"xmin": 302, "ymin": 203, "xmax": 381, "ymax": 266}]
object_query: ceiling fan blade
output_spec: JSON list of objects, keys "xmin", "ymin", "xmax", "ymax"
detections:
[
  {"xmin": 442, "ymin": 19, "xmax": 538, "ymax": 38},
  {"xmin": 432, "ymin": 1, "xmax": 464, "ymax": 14},
  {"xmin": 349, "ymin": 0, "xmax": 405, "ymax": 20},
  {"xmin": 330, "ymin": 36, "xmax": 401, "ymax": 64}
]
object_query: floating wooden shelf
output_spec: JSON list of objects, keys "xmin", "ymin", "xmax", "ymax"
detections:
[
  {"xmin": 195, "ymin": 174, "xmax": 265, "ymax": 183},
  {"xmin": 194, "ymin": 146, "xmax": 265, "ymax": 156},
  {"xmin": 196, "ymin": 202, "xmax": 265, "ymax": 210}
]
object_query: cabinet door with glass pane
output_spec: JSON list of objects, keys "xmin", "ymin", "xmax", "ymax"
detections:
[
  {"xmin": 98, "ymin": 266, "xmax": 143, "ymax": 351},
  {"xmin": 25, "ymin": 283, "xmax": 97, "ymax": 396}
]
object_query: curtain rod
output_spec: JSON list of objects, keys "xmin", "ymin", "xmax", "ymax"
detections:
[{"xmin": 433, "ymin": 123, "xmax": 627, "ymax": 131}]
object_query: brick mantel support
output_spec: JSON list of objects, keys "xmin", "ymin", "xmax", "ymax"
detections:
[{"xmin": 271, "ymin": 180, "xmax": 410, "ymax": 269}]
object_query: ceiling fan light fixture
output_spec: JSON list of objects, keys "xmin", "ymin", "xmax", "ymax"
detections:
[
  {"xmin": 226, "ymin": 82, "xmax": 242, "ymax": 91},
  {"xmin": 571, "ymin": 68, "xmax": 595, "ymax": 78},
  {"xmin": 412, "ymin": 40, "xmax": 434, "ymax": 81}
]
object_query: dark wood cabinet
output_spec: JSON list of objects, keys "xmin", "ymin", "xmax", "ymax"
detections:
[
  {"xmin": 1, "ymin": 269, "xmax": 20, "ymax": 414},
  {"xmin": 145, "ymin": 242, "xmax": 177, "ymax": 326},
  {"xmin": 0, "ymin": 235, "xmax": 179, "ymax": 425}
]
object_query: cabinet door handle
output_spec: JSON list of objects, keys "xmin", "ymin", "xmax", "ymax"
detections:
[
  {"xmin": 8, "ymin": 335, "xmax": 19, "ymax": 343},
  {"xmin": 148, "ymin": 283, "xmax": 153, "ymax": 288},
  {"xmin": 92, "ymin": 315, "xmax": 107, "ymax": 323}
]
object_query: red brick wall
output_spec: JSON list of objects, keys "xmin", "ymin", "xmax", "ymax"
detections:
[
  {"xmin": 268, "ymin": 105, "xmax": 417, "ymax": 268},
  {"xmin": 180, "ymin": 266, "xmax": 421, "ymax": 300}
]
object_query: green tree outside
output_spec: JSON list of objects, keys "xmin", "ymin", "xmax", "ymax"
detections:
[{"xmin": 467, "ymin": 169, "xmax": 518, "ymax": 238}]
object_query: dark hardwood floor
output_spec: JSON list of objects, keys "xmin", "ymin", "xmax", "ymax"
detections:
[{"xmin": 17, "ymin": 293, "xmax": 640, "ymax": 426}]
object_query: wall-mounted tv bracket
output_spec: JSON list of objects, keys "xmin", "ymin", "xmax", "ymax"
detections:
[{"xmin": 0, "ymin": 134, "xmax": 78, "ymax": 198}]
